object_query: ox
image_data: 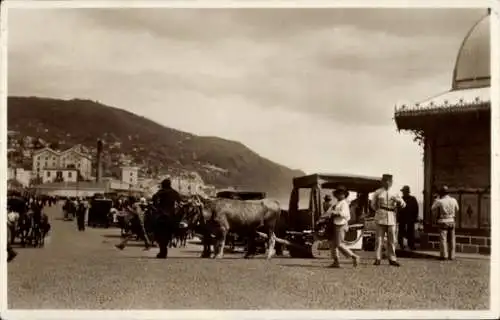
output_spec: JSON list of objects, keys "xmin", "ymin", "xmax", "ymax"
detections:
[{"xmin": 198, "ymin": 197, "xmax": 281, "ymax": 260}]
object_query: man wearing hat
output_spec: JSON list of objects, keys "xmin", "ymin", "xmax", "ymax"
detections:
[
  {"xmin": 151, "ymin": 177, "xmax": 182, "ymax": 259},
  {"xmin": 431, "ymin": 185, "xmax": 459, "ymax": 260},
  {"xmin": 398, "ymin": 185, "xmax": 419, "ymax": 251},
  {"xmin": 328, "ymin": 186, "xmax": 360, "ymax": 268},
  {"xmin": 371, "ymin": 174, "xmax": 406, "ymax": 267}
]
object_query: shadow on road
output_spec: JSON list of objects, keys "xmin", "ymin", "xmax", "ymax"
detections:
[
  {"xmin": 118, "ymin": 256, "xmax": 206, "ymax": 260},
  {"xmin": 101, "ymin": 234, "xmax": 124, "ymax": 239},
  {"xmin": 181, "ymin": 249, "xmax": 244, "ymax": 255},
  {"xmin": 10, "ymin": 242, "xmax": 48, "ymax": 250},
  {"xmin": 395, "ymin": 249, "xmax": 457, "ymax": 260},
  {"xmin": 278, "ymin": 263, "xmax": 327, "ymax": 269}
]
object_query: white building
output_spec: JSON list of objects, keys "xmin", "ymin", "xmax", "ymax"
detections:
[
  {"xmin": 15, "ymin": 168, "xmax": 32, "ymax": 187},
  {"xmin": 32, "ymin": 145, "xmax": 92, "ymax": 180},
  {"xmin": 171, "ymin": 172, "xmax": 207, "ymax": 195},
  {"xmin": 120, "ymin": 166, "xmax": 139, "ymax": 186},
  {"xmin": 7, "ymin": 167, "xmax": 15, "ymax": 180},
  {"xmin": 41, "ymin": 168, "xmax": 78, "ymax": 184},
  {"xmin": 7, "ymin": 167, "xmax": 32, "ymax": 187}
]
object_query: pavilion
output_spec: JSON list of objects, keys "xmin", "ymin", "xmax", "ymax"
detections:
[{"xmin": 394, "ymin": 11, "xmax": 491, "ymax": 254}]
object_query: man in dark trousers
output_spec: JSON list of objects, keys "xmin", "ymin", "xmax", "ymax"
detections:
[
  {"xmin": 398, "ymin": 186, "xmax": 419, "ymax": 250},
  {"xmin": 76, "ymin": 198, "xmax": 87, "ymax": 231},
  {"xmin": 152, "ymin": 178, "xmax": 182, "ymax": 259}
]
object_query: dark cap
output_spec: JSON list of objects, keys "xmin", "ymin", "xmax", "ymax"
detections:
[
  {"xmin": 161, "ymin": 178, "xmax": 172, "ymax": 189},
  {"xmin": 401, "ymin": 185, "xmax": 410, "ymax": 192},
  {"xmin": 438, "ymin": 185, "xmax": 449, "ymax": 195},
  {"xmin": 382, "ymin": 174, "xmax": 393, "ymax": 181},
  {"xmin": 333, "ymin": 185, "xmax": 349, "ymax": 198}
]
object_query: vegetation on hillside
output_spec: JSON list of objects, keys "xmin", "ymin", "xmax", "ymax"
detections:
[{"xmin": 8, "ymin": 96, "xmax": 304, "ymax": 198}]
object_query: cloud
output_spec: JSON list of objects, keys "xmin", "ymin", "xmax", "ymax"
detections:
[{"xmin": 6, "ymin": 7, "xmax": 487, "ymax": 198}]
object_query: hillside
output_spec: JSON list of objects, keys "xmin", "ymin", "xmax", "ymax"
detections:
[{"xmin": 7, "ymin": 96, "xmax": 304, "ymax": 198}]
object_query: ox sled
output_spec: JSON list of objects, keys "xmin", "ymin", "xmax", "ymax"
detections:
[
  {"xmin": 195, "ymin": 190, "xmax": 282, "ymax": 260},
  {"xmin": 28, "ymin": 201, "xmax": 52, "ymax": 248},
  {"xmin": 264, "ymin": 173, "xmax": 382, "ymax": 259},
  {"xmin": 7, "ymin": 194, "xmax": 51, "ymax": 248}
]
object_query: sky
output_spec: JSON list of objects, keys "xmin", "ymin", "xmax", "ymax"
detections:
[{"xmin": 7, "ymin": 7, "xmax": 488, "ymax": 200}]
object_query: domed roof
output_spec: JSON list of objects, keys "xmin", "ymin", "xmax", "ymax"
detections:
[{"xmin": 452, "ymin": 13, "xmax": 490, "ymax": 90}]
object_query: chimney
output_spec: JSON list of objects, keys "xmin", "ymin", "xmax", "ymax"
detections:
[{"xmin": 96, "ymin": 139, "xmax": 103, "ymax": 183}]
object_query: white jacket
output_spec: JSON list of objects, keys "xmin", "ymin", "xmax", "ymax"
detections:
[
  {"xmin": 371, "ymin": 187, "xmax": 406, "ymax": 226},
  {"xmin": 331, "ymin": 199, "xmax": 351, "ymax": 226}
]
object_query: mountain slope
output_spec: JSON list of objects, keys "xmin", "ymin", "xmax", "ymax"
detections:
[{"xmin": 7, "ymin": 96, "xmax": 304, "ymax": 198}]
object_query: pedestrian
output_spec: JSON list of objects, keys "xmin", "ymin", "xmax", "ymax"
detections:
[
  {"xmin": 115, "ymin": 197, "xmax": 151, "ymax": 251},
  {"xmin": 76, "ymin": 198, "xmax": 87, "ymax": 231},
  {"xmin": 431, "ymin": 185, "xmax": 459, "ymax": 261},
  {"xmin": 63, "ymin": 198, "xmax": 71, "ymax": 220},
  {"xmin": 398, "ymin": 186, "xmax": 419, "ymax": 250},
  {"xmin": 328, "ymin": 186, "xmax": 360, "ymax": 268},
  {"xmin": 151, "ymin": 178, "xmax": 182, "ymax": 259},
  {"xmin": 371, "ymin": 174, "xmax": 406, "ymax": 267}
]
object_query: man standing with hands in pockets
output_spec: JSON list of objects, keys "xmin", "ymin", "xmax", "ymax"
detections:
[
  {"xmin": 431, "ymin": 185, "xmax": 459, "ymax": 261},
  {"xmin": 371, "ymin": 174, "xmax": 406, "ymax": 267}
]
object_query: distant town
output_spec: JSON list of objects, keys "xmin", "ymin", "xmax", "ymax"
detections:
[{"xmin": 7, "ymin": 130, "xmax": 219, "ymax": 198}]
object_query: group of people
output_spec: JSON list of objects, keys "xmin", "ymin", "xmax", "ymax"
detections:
[
  {"xmin": 62, "ymin": 197, "xmax": 89, "ymax": 231},
  {"xmin": 114, "ymin": 177, "xmax": 184, "ymax": 259},
  {"xmin": 8, "ymin": 174, "xmax": 461, "ymax": 265},
  {"xmin": 321, "ymin": 173, "xmax": 459, "ymax": 268},
  {"xmin": 6, "ymin": 193, "xmax": 53, "ymax": 262},
  {"xmin": 56, "ymin": 179, "xmax": 189, "ymax": 259}
]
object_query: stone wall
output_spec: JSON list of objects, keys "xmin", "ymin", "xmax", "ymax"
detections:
[{"xmin": 419, "ymin": 233, "xmax": 491, "ymax": 255}]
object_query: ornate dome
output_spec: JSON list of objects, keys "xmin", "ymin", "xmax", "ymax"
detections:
[{"xmin": 452, "ymin": 13, "xmax": 490, "ymax": 90}]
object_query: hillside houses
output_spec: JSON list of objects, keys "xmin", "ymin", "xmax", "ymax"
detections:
[{"xmin": 7, "ymin": 132, "xmax": 220, "ymax": 197}]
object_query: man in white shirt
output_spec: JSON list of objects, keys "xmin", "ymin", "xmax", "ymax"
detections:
[
  {"xmin": 371, "ymin": 174, "xmax": 406, "ymax": 267},
  {"xmin": 328, "ymin": 186, "xmax": 359, "ymax": 268},
  {"xmin": 431, "ymin": 185, "xmax": 459, "ymax": 260}
]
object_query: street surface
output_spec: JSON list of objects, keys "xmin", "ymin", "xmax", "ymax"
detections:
[{"xmin": 8, "ymin": 204, "xmax": 490, "ymax": 309}]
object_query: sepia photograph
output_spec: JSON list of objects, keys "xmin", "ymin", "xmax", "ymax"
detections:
[{"xmin": 1, "ymin": 0, "xmax": 497, "ymax": 318}]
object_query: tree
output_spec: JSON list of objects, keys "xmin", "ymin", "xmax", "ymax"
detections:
[
  {"xmin": 49, "ymin": 141, "xmax": 60, "ymax": 150},
  {"xmin": 33, "ymin": 140, "xmax": 44, "ymax": 150}
]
